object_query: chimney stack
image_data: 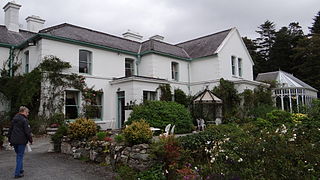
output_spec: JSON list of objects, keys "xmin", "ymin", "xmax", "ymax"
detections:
[
  {"xmin": 3, "ymin": 1, "xmax": 21, "ymax": 32},
  {"xmin": 122, "ymin": 30, "xmax": 143, "ymax": 42},
  {"xmin": 149, "ymin": 35, "xmax": 164, "ymax": 41},
  {"xmin": 26, "ymin": 15, "xmax": 45, "ymax": 32}
]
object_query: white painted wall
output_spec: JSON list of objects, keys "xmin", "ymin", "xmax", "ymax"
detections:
[
  {"xmin": 0, "ymin": 47, "xmax": 10, "ymax": 71},
  {"xmin": 218, "ymin": 30, "xmax": 254, "ymax": 81},
  {"xmin": 190, "ymin": 56, "xmax": 220, "ymax": 83}
]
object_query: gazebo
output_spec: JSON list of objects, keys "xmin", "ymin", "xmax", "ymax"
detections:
[
  {"xmin": 256, "ymin": 70, "xmax": 318, "ymax": 112},
  {"xmin": 192, "ymin": 88, "xmax": 223, "ymax": 125}
]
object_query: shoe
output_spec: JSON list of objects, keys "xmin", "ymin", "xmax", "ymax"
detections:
[
  {"xmin": 14, "ymin": 174, "xmax": 24, "ymax": 178},
  {"xmin": 20, "ymin": 170, "xmax": 24, "ymax": 175}
]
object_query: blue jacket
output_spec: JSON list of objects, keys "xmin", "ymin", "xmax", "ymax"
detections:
[{"xmin": 8, "ymin": 113, "xmax": 32, "ymax": 145}]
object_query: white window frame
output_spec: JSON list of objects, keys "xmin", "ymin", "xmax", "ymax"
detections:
[
  {"xmin": 79, "ymin": 50, "xmax": 92, "ymax": 74},
  {"xmin": 90, "ymin": 93, "xmax": 103, "ymax": 121},
  {"xmin": 171, "ymin": 62, "xmax": 179, "ymax": 81},
  {"xmin": 143, "ymin": 91, "xmax": 157, "ymax": 101},
  {"xmin": 125, "ymin": 58, "xmax": 134, "ymax": 77},
  {"xmin": 65, "ymin": 90, "xmax": 80, "ymax": 120}
]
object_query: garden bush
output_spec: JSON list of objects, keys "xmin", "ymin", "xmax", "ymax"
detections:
[
  {"xmin": 96, "ymin": 131, "xmax": 107, "ymax": 141},
  {"xmin": 48, "ymin": 113, "xmax": 65, "ymax": 126},
  {"xmin": 265, "ymin": 109, "xmax": 292, "ymax": 124},
  {"xmin": 67, "ymin": 118, "xmax": 97, "ymax": 140},
  {"xmin": 126, "ymin": 101, "xmax": 193, "ymax": 134},
  {"xmin": 123, "ymin": 120, "xmax": 152, "ymax": 145},
  {"xmin": 51, "ymin": 125, "xmax": 68, "ymax": 152}
]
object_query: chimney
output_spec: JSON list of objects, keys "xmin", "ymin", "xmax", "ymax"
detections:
[
  {"xmin": 3, "ymin": 1, "xmax": 21, "ymax": 32},
  {"xmin": 149, "ymin": 35, "xmax": 164, "ymax": 41},
  {"xmin": 122, "ymin": 30, "xmax": 143, "ymax": 42},
  {"xmin": 26, "ymin": 15, "xmax": 45, "ymax": 32}
]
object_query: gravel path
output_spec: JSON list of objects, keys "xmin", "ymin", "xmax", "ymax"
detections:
[{"xmin": 0, "ymin": 136, "xmax": 117, "ymax": 180}]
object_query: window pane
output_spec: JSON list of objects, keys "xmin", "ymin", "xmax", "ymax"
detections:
[
  {"xmin": 125, "ymin": 59, "xmax": 134, "ymax": 77},
  {"xmin": 65, "ymin": 91, "xmax": 79, "ymax": 119},
  {"xmin": 172, "ymin": 62, "xmax": 178, "ymax": 80},
  {"xmin": 238, "ymin": 58, "xmax": 242, "ymax": 77},
  {"xmin": 25, "ymin": 51, "xmax": 29, "ymax": 73},
  {"xmin": 231, "ymin": 56, "xmax": 236, "ymax": 75},
  {"xmin": 79, "ymin": 50, "xmax": 91, "ymax": 74}
]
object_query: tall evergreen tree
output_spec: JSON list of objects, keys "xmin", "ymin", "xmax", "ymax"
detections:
[
  {"xmin": 310, "ymin": 11, "xmax": 320, "ymax": 35},
  {"xmin": 255, "ymin": 20, "xmax": 276, "ymax": 61},
  {"xmin": 243, "ymin": 37, "xmax": 264, "ymax": 78}
]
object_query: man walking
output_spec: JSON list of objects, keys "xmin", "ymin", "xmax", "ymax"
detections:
[{"xmin": 8, "ymin": 106, "xmax": 33, "ymax": 178}]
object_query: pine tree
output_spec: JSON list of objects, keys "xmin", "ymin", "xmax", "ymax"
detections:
[
  {"xmin": 255, "ymin": 20, "xmax": 276, "ymax": 61},
  {"xmin": 243, "ymin": 37, "xmax": 265, "ymax": 77},
  {"xmin": 310, "ymin": 11, "xmax": 320, "ymax": 35}
]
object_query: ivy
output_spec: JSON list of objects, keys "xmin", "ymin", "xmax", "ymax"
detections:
[{"xmin": 159, "ymin": 84, "xmax": 172, "ymax": 101}]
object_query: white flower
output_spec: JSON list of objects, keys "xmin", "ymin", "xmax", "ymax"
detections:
[
  {"xmin": 238, "ymin": 158, "xmax": 243, "ymax": 162},
  {"xmin": 194, "ymin": 166, "xmax": 198, "ymax": 170},
  {"xmin": 225, "ymin": 156, "xmax": 228, "ymax": 160},
  {"xmin": 206, "ymin": 141, "xmax": 211, "ymax": 145},
  {"xmin": 210, "ymin": 157, "xmax": 215, "ymax": 163}
]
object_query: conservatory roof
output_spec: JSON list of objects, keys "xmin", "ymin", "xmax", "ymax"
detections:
[
  {"xmin": 256, "ymin": 70, "xmax": 318, "ymax": 92},
  {"xmin": 193, "ymin": 89, "xmax": 222, "ymax": 104}
]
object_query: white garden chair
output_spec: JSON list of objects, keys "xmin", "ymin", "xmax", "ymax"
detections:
[
  {"xmin": 164, "ymin": 124, "xmax": 171, "ymax": 136},
  {"xmin": 170, "ymin": 125, "xmax": 175, "ymax": 135}
]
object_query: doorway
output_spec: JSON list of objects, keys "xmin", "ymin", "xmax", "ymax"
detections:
[{"xmin": 117, "ymin": 91, "xmax": 125, "ymax": 128}]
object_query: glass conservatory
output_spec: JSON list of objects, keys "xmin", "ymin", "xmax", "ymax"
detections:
[{"xmin": 256, "ymin": 70, "xmax": 318, "ymax": 113}]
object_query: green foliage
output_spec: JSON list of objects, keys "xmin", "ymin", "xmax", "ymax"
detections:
[
  {"xmin": 96, "ymin": 131, "xmax": 107, "ymax": 141},
  {"xmin": 114, "ymin": 134, "xmax": 125, "ymax": 143},
  {"xmin": 310, "ymin": 11, "xmax": 320, "ymax": 35},
  {"xmin": 174, "ymin": 88, "xmax": 189, "ymax": 107},
  {"xmin": 115, "ymin": 165, "xmax": 137, "ymax": 180},
  {"xmin": 308, "ymin": 99, "xmax": 320, "ymax": 120},
  {"xmin": 28, "ymin": 116, "xmax": 48, "ymax": 134},
  {"xmin": 67, "ymin": 118, "xmax": 97, "ymax": 140},
  {"xmin": 265, "ymin": 109, "xmax": 292, "ymax": 124},
  {"xmin": 126, "ymin": 101, "xmax": 193, "ymax": 134},
  {"xmin": 51, "ymin": 125, "xmax": 68, "ymax": 152},
  {"xmin": 159, "ymin": 84, "xmax": 172, "ymax": 101},
  {"xmin": 48, "ymin": 113, "xmax": 65, "ymax": 126},
  {"xmin": 212, "ymin": 78, "xmax": 240, "ymax": 118},
  {"xmin": 136, "ymin": 164, "xmax": 166, "ymax": 180},
  {"xmin": 123, "ymin": 120, "xmax": 153, "ymax": 145}
]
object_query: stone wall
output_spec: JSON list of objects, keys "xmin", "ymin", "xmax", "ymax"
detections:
[{"xmin": 60, "ymin": 139, "xmax": 154, "ymax": 171}]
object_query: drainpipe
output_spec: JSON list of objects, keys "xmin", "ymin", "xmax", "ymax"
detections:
[{"xmin": 8, "ymin": 46, "xmax": 15, "ymax": 77}]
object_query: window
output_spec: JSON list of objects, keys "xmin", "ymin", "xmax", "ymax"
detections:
[
  {"xmin": 231, "ymin": 56, "xmax": 236, "ymax": 76},
  {"xmin": 171, "ymin": 62, "xmax": 179, "ymax": 81},
  {"xmin": 238, "ymin": 58, "xmax": 242, "ymax": 77},
  {"xmin": 143, "ymin": 91, "xmax": 157, "ymax": 101},
  {"xmin": 79, "ymin": 50, "xmax": 92, "ymax": 74},
  {"xmin": 125, "ymin": 58, "xmax": 134, "ymax": 77},
  {"xmin": 24, "ymin": 51, "xmax": 29, "ymax": 73},
  {"xmin": 65, "ymin": 91, "xmax": 79, "ymax": 119},
  {"xmin": 89, "ymin": 93, "xmax": 103, "ymax": 120}
]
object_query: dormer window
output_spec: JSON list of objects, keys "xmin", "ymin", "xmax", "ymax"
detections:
[
  {"xmin": 171, "ymin": 62, "xmax": 179, "ymax": 81},
  {"xmin": 125, "ymin": 58, "xmax": 134, "ymax": 77},
  {"xmin": 79, "ymin": 50, "xmax": 92, "ymax": 74},
  {"xmin": 24, "ymin": 51, "xmax": 29, "ymax": 73}
]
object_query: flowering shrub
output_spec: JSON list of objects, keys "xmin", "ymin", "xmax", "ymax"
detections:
[
  {"xmin": 292, "ymin": 113, "xmax": 308, "ymax": 123},
  {"xmin": 123, "ymin": 120, "xmax": 153, "ymax": 145},
  {"xmin": 68, "ymin": 118, "xmax": 97, "ymax": 140}
]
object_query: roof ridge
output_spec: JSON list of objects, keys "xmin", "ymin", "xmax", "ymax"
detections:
[
  {"xmin": 175, "ymin": 28, "xmax": 232, "ymax": 46},
  {"xmin": 40, "ymin": 23, "xmax": 141, "ymax": 45}
]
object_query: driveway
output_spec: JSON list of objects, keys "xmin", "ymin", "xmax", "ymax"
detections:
[{"xmin": 0, "ymin": 136, "xmax": 117, "ymax": 180}]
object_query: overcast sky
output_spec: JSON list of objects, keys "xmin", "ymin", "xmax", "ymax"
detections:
[{"xmin": 1, "ymin": 0, "xmax": 319, "ymax": 44}]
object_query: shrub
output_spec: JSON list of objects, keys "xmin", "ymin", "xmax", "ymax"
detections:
[
  {"xmin": 136, "ymin": 164, "xmax": 166, "ymax": 180},
  {"xmin": 96, "ymin": 131, "xmax": 107, "ymax": 141},
  {"xmin": 29, "ymin": 115, "xmax": 48, "ymax": 134},
  {"xmin": 266, "ymin": 110, "xmax": 292, "ymax": 124},
  {"xmin": 123, "ymin": 120, "xmax": 152, "ymax": 145},
  {"xmin": 49, "ymin": 113, "xmax": 65, "ymax": 126},
  {"xmin": 68, "ymin": 118, "xmax": 97, "ymax": 140},
  {"xmin": 51, "ymin": 125, "xmax": 68, "ymax": 152},
  {"xmin": 174, "ymin": 88, "xmax": 189, "ymax": 107},
  {"xmin": 127, "ymin": 101, "xmax": 193, "ymax": 134},
  {"xmin": 115, "ymin": 134, "xmax": 125, "ymax": 143}
]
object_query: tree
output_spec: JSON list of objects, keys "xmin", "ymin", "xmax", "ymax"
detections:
[
  {"xmin": 243, "ymin": 37, "xmax": 264, "ymax": 78},
  {"xmin": 310, "ymin": 11, "xmax": 320, "ymax": 35},
  {"xmin": 255, "ymin": 20, "xmax": 276, "ymax": 61}
]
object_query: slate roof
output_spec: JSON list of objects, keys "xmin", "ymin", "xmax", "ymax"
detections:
[
  {"xmin": 176, "ymin": 29, "xmax": 232, "ymax": 59},
  {"xmin": 140, "ymin": 39, "xmax": 190, "ymax": 59},
  {"xmin": 256, "ymin": 70, "xmax": 318, "ymax": 91},
  {"xmin": 0, "ymin": 25, "xmax": 35, "ymax": 46},
  {"xmin": 0, "ymin": 23, "xmax": 232, "ymax": 60}
]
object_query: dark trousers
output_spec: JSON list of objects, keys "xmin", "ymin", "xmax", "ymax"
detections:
[{"xmin": 13, "ymin": 144, "xmax": 26, "ymax": 176}]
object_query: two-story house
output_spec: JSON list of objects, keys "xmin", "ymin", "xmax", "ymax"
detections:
[{"xmin": 0, "ymin": 2, "xmax": 264, "ymax": 129}]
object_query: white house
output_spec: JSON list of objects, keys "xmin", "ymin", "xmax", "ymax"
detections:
[{"xmin": 0, "ymin": 2, "xmax": 264, "ymax": 129}]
